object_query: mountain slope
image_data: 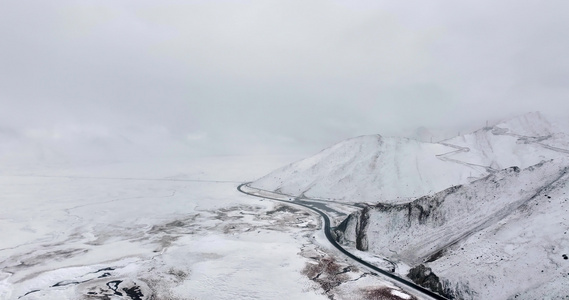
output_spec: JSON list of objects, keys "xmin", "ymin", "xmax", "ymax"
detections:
[
  {"xmin": 429, "ymin": 164, "xmax": 569, "ymax": 299},
  {"xmin": 439, "ymin": 112, "xmax": 569, "ymax": 172},
  {"xmin": 251, "ymin": 112, "xmax": 569, "ymax": 299},
  {"xmin": 334, "ymin": 159, "xmax": 569, "ymax": 299},
  {"xmin": 252, "ymin": 135, "xmax": 484, "ymax": 204},
  {"xmin": 335, "ymin": 160, "xmax": 565, "ymax": 260},
  {"xmin": 252, "ymin": 112, "xmax": 569, "ymax": 205}
]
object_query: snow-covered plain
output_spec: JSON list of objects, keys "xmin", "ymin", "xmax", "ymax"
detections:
[{"xmin": 0, "ymin": 156, "xmax": 416, "ymax": 300}]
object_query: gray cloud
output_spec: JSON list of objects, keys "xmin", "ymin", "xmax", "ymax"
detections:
[{"xmin": 1, "ymin": 0, "xmax": 568, "ymax": 158}]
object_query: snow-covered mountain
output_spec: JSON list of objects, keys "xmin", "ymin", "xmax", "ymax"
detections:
[
  {"xmin": 252, "ymin": 135, "xmax": 485, "ymax": 203},
  {"xmin": 438, "ymin": 111, "xmax": 569, "ymax": 172},
  {"xmin": 251, "ymin": 112, "xmax": 569, "ymax": 204},
  {"xmin": 252, "ymin": 112, "xmax": 569, "ymax": 299},
  {"xmin": 334, "ymin": 160, "xmax": 569, "ymax": 298}
]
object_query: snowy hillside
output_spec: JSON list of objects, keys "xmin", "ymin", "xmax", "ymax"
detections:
[
  {"xmin": 251, "ymin": 112, "xmax": 569, "ymax": 205},
  {"xmin": 335, "ymin": 160, "xmax": 567, "ymax": 263},
  {"xmin": 429, "ymin": 163, "xmax": 569, "ymax": 299},
  {"xmin": 252, "ymin": 112, "xmax": 569, "ymax": 299},
  {"xmin": 251, "ymin": 135, "xmax": 485, "ymax": 204},
  {"xmin": 334, "ymin": 160, "xmax": 569, "ymax": 298},
  {"xmin": 439, "ymin": 111, "xmax": 569, "ymax": 172}
]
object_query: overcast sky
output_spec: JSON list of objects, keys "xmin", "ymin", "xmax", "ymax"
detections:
[{"xmin": 1, "ymin": 0, "xmax": 568, "ymax": 157}]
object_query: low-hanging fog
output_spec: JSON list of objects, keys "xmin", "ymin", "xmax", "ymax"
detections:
[{"xmin": 1, "ymin": 0, "xmax": 568, "ymax": 160}]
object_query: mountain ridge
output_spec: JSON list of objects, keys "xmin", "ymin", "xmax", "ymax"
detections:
[
  {"xmin": 252, "ymin": 111, "xmax": 569, "ymax": 299},
  {"xmin": 251, "ymin": 112, "xmax": 569, "ymax": 205}
]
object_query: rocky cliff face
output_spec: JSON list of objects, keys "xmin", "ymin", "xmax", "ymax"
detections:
[
  {"xmin": 333, "ymin": 211, "xmax": 360, "ymax": 250},
  {"xmin": 407, "ymin": 265, "xmax": 476, "ymax": 300},
  {"xmin": 334, "ymin": 206, "xmax": 371, "ymax": 251}
]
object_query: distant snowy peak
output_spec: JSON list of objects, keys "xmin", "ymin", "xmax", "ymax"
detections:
[
  {"xmin": 442, "ymin": 112, "xmax": 569, "ymax": 172},
  {"xmin": 493, "ymin": 111, "xmax": 553, "ymax": 137}
]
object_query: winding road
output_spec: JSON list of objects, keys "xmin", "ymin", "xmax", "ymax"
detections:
[
  {"xmin": 436, "ymin": 142, "xmax": 498, "ymax": 173},
  {"xmin": 237, "ymin": 183, "xmax": 447, "ymax": 300},
  {"xmin": 435, "ymin": 126, "xmax": 569, "ymax": 173}
]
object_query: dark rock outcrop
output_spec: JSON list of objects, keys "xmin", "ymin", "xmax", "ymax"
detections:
[
  {"xmin": 407, "ymin": 264, "xmax": 444, "ymax": 296},
  {"xmin": 407, "ymin": 264, "xmax": 475, "ymax": 299},
  {"xmin": 356, "ymin": 206, "xmax": 370, "ymax": 251}
]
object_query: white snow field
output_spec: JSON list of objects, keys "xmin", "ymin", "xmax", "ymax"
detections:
[
  {"xmin": 0, "ymin": 156, "xmax": 417, "ymax": 300},
  {"xmin": 252, "ymin": 112, "xmax": 569, "ymax": 299}
]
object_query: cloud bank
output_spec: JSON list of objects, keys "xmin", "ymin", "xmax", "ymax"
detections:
[{"xmin": 1, "ymin": 0, "xmax": 568, "ymax": 158}]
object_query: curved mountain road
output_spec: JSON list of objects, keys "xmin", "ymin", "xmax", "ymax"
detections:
[
  {"xmin": 237, "ymin": 183, "xmax": 447, "ymax": 300},
  {"xmin": 435, "ymin": 126, "xmax": 569, "ymax": 174},
  {"xmin": 490, "ymin": 127, "xmax": 569, "ymax": 155},
  {"xmin": 436, "ymin": 142, "xmax": 497, "ymax": 173}
]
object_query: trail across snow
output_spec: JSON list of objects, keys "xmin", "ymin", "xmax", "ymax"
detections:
[{"xmin": 435, "ymin": 142, "xmax": 497, "ymax": 173}]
